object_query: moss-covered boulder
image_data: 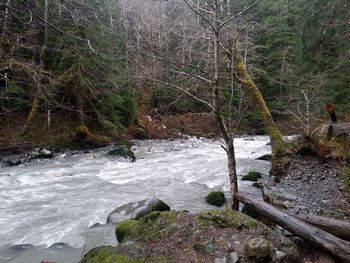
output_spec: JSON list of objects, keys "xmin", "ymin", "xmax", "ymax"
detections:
[
  {"xmin": 206, "ymin": 191, "xmax": 226, "ymax": 206},
  {"xmin": 108, "ymin": 141, "xmax": 136, "ymax": 162},
  {"xmin": 133, "ymin": 198, "xmax": 171, "ymax": 220},
  {"xmin": 115, "ymin": 210, "xmax": 178, "ymax": 243},
  {"xmin": 244, "ymin": 237, "xmax": 271, "ymax": 261},
  {"xmin": 241, "ymin": 171, "xmax": 262, "ymax": 181},
  {"xmin": 115, "ymin": 219, "xmax": 139, "ymax": 242},
  {"xmin": 107, "ymin": 198, "xmax": 170, "ymax": 224}
]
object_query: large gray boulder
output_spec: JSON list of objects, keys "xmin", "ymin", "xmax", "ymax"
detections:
[{"xmin": 107, "ymin": 198, "xmax": 170, "ymax": 224}]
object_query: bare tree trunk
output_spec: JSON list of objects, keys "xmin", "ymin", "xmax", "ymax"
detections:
[
  {"xmin": 213, "ymin": 0, "xmax": 239, "ymax": 210},
  {"xmin": 0, "ymin": 0, "xmax": 12, "ymax": 60}
]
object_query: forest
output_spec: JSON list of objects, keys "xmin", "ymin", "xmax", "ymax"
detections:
[
  {"xmin": 0, "ymin": 0, "xmax": 350, "ymax": 263},
  {"xmin": 0, "ymin": 0, "xmax": 349, "ymax": 145}
]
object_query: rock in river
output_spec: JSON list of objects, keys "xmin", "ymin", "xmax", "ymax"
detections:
[
  {"xmin": 107, "ymin": 198, "xmax": 170, "ymax": 224},
  {"xmin": 206, "ymin": 191, "xmax": 226, "ymax": 206}
]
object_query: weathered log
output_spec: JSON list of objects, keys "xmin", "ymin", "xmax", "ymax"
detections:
[
  {"xmin": 261, "ymin": 185, "xmax": 350, "ymax": 240},
  {"xmin": 236, "ymin": 192, "xmax": 350, "ymax": 263},
  {"xmin": 293, "ymin": 213, "xmax": 350, "ymax": 241}
]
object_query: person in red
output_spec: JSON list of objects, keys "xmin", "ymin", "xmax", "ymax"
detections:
[{"xmin": 326, "ymin": 103, "xmax": 337, "ymax": 123}]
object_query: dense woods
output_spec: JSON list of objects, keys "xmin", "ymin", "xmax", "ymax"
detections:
[{"xmin": 0, "ymin": 0, "xmax": 349, "ymax": 144}]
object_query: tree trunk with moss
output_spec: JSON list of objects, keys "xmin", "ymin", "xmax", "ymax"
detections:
[
  {"xmin": 22, "ymin": 89, "xmax": 39, "ymax": 133},
  {"xmin": 233, "ymin": 45, "xmax": 290, "ymax": 176}
]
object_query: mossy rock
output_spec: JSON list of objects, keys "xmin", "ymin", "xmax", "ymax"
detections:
[
  {"xmin": 115, "ymin": 219, "xmax": 139, "ymax": 242},
  {"xmin": 244, "ymin": 237, "xmax": 271, "ymax": 261},
  {"xmin": 133, "ymin": 198, "xmax": 171, "ymax": 220},
  {"xmin": 241, "ymin": 171, "xmax": 262, "ymax": 181},
  {"xmin": 340, "ymin": 165, "xmax": 350, "ymax": 191},
  {"xmin": 206, "ymin": 191, "xmax": 226, "ymax": 206},
  {"xmin": 115, "ymin": 211, "xmax": 178, "ymax": 243},
  {"xmin": 108, "ymin": 145, "xmax": 136, "ymax": 162},
  {"xmin": 80, "ymin": 246, "xmax": 168, "ymax": 263}
]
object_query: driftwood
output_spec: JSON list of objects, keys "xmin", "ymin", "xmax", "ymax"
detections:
[
  {"xmin": 261, "ymin": 184, "xmax": 350, "ymax": 240},
  {"xmin": 293, "ymin": 213, "xmax": 350, "ymax": 241},
  {"xmin": 236, "ymin": 192, "xmax": 350, "ymax": 263}
]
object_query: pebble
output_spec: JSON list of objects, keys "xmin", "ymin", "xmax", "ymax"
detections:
[{"xmin": 229, "ymin": 252, "xmax": 239, "ymax": 263}]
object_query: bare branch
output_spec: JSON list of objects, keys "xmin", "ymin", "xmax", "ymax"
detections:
[
  {"xmin": 147, "ymin": 77, "xmax": 214, "ymax": 111},
  {"xmin": 25, "ymin": 0, "xmax": 96, "ymax": 53},
  {"xmin": 219, "ymin": 0, "xmax": 265, "ymax": 29}
]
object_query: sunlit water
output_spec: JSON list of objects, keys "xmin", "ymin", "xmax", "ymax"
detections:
[{"xmin": 0, "ymin": 136, "xmax": 270, "ymax": 263}]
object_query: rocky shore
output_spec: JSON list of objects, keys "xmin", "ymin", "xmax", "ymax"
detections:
[
  {"xmin": 81, "ymin": 209, "xmax": 301, "ymax": 263},
  {"xmin": 277, "ymin": 155, "xmax": 350, "ymax": 218}
]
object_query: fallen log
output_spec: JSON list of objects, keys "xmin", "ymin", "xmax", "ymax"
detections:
[
  {"xmin": 236, "ymin": 192, "xmax": 350, "ymax": 263},
  {"xmin": 261, "ymin": 184, "xmax": 350, "ymax": 240},
  {"xmin": 293, "ymin": 213, "xmax": 350, "ymax": 241}
]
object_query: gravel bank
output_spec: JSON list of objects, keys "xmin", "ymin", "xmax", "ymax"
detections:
[{"xmin": 277, "ymin": 155, "xmax": 350, "ymax": 218}]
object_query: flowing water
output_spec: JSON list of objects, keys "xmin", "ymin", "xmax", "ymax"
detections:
[{"xmin": 0, "ymin": 136, "xmax": 270, "ymax": 263}]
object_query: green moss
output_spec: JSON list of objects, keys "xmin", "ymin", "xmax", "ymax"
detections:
[
  {"xmin": 241, "ymin": 171, "xmax": 262, "ymax": 181},
  {"xmin": 115, "ymin": 219, "xmax": 139, "ymax": 242},
  {"xmin": 116, "ymin": 211, "xmax": 179, "ymax": 243},
  {"xmin": 340, "ymin": 165, "xmax": 350, "ymax": 191},
  {"xmin": 76, "ymin": 125, "xmax": 89, "ymax": 139},
  {"xmin": 206, "ymin": 191, "xmax": 226, "ymax": 206},
  {"xmin": 80, "ymin": 246, "xmax": 169, "ymax": 263},
  {"xmin": 194, "ymin": 209, "xmax": 267, "ymax": 231}
]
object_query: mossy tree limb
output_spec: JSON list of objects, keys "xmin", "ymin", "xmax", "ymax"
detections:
[
  {"xmin": 232, "ymin": 45, "xmax": 286, "ymax": 155},
  {"xmin": 22, "ymin": 88, "xmax": 39, "ymax": 133},
  {"xmin": 231, "ymin": 44, "xmax": 291, "ymax": 176}
]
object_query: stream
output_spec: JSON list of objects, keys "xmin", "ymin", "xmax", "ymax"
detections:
[{"xmin": 0, "ymin": 136, "xmax": 270, "ymax": 263}]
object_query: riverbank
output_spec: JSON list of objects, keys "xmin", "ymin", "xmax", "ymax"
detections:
[{"xmin": 276, "ymin": 155, "xmax": 350, "ymax": 218}]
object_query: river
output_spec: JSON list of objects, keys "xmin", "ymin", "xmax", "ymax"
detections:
[{"xmin": 0, "ymin": 136, "xmax": 270, "ymax": 263}]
